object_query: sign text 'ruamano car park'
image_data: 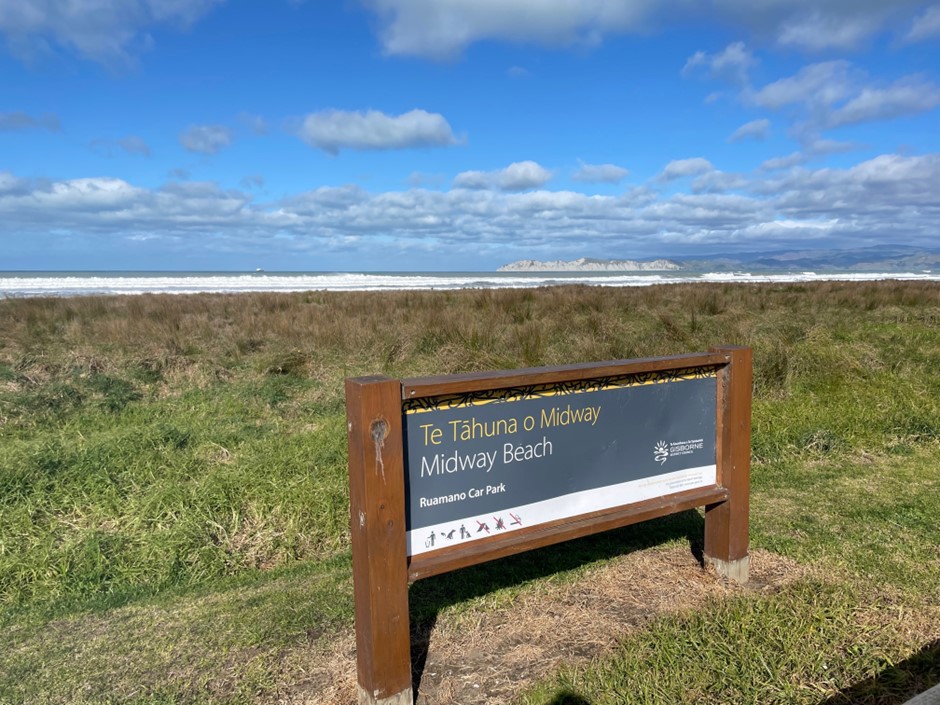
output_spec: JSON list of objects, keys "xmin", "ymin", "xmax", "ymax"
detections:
[{"xmin": 345, "ymin": 347, "xmax": 751, "ymax": 705}]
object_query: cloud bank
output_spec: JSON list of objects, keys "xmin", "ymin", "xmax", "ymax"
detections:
[
  {"xmin": 3, "ymin": 152, "xmax": 937, "ymax": 261},
  {"xmin": 362, "ymin": 0, "xmax": 929, "ymax": 58}
]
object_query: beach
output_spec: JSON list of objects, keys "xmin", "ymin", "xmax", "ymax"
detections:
[{"xmin": 1, "ymin": 269, "xmax": 939, "ymax": 297}]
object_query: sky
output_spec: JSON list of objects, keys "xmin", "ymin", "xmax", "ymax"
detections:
[{"xmin": 1, "ymin": 0, "xmax": 939, "ymax": 271}]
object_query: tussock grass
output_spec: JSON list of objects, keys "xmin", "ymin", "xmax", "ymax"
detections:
[
  {"xmin": 1, "ymin": 283, "xmax": 938, "ymax": 601},
  {"xmin": 1, "ymin": 281, "xmax": 939, "ymax": 703}
]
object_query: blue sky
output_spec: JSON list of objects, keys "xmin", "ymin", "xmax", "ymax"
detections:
[{"xmin": 1, "ymin": 0, "xmax": 939, "ymax": 271}]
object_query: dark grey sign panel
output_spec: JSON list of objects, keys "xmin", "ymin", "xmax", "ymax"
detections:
[{"xmin": 402, "ymin": 372, "xmax": 718, "ymax": 556}]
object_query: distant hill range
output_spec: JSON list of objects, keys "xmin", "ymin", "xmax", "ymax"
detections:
[{"xmin": 499, "ymin": 246, "xmax": 940, "ymax": 272}]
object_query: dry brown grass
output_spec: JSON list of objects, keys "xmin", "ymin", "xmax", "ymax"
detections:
[{"xmin": 265, "ymin": 545, "xmax": 813, "ymax": 705}]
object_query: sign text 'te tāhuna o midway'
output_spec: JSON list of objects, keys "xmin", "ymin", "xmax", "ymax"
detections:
[{"xmin": 403, "ymin": 370, "xmax": 718, "ymax": 556}]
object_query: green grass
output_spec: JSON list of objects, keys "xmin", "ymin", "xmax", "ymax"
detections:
[
  {"xmin": 0, "ymin": 388, "xmax": 349, "ymax": 608},
  {"xmin": 752, "ymin": 449, "xmax": 940, "ymax": 594},
  {"xmin": 522, "ymin": 580, "xmax": 938, "ymax": 705},
  {"xmin": 0, "ymin": 555, "xmax": 353, "ymax": 705},
  {"xmin": 1, "ymin": 282, "xmax": 939, "ymax": 703}
]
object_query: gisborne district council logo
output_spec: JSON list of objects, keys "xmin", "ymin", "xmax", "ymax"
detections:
[{"xmin": 654, "ymin": 440, "xmax": 669, "ymax": 465}]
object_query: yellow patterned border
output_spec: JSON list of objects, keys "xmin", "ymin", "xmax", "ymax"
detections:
[{"xmin": 403, "ymin": 365, "xmax": 719, "ymax": 414}]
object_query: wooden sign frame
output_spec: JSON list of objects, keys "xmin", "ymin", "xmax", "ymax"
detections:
[{"xmin": 346, "ymin": 346, "xmax": 751, "ymax": 705}]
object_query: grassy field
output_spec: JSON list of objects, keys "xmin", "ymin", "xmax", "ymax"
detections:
[{"xmin": 0, "ymin": 282, "xmax": 938, "ymax": 704}]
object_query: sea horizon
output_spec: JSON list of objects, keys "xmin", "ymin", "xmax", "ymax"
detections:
[{"xmin": 1, "ymin": 269, "xmax": 939, "ymax": 298}]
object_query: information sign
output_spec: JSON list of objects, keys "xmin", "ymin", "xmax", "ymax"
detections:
[
  {"xmin": 403, "ymin": 368, "xmax": 718, "ymax": 556},
  {"xmin": 345, "ymin": 348, "xmax": 752, "ymax": 705}
]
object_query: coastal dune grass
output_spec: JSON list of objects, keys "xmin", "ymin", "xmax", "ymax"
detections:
[{"xmin": 0, "ymin": 281, "xmax": 939, "ymax": 703}]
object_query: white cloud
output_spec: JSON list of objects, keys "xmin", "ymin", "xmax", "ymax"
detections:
[
  {"xmin": 683, "ymin": 41, "xmax": 754, "ymax": 84},
  {"xmin": 744, "ymin": 61, "xmax": 940, "ymax": 136},
  {"xmin": 904, "ymin": 5, "xmax": 940, "ymax": 43},
  {"xmin": 364, "ymin": 0, "xmax": 651, "ymax": 59},
  {"xmin": 845, "ymin": 153, "xmax": 940, "ymax": 185},
  {"xmin": 498, "ymin": 161, "xmax": 554, "ymax": 190},
  {"xmin": 707, "ymin": 1, "xmax": 924, "ymax": 53},
  {"xmin": 759, "ymin": 139, "xmax": 858, "ymax": 171},
  {"xmin": 826, "ymin": 76, "xmax": 940, "ymax": 127},
  {"xmin": 507, "ymin": 65, "xmax": 530, "ymax": 79},
  {"xmin": 810, "ymin": 138, "xmax": 858, "ymax": 155},
  {"xmin": 0, "ymin": 0, "xmax": 224, "ymax": 65},
  {"xmin": 728, "ymin": 118, "xmax": 770, "ymax": 142},
  {"xmin": 752, "ymin": 61, "xmax": 855, "ymax": 110},
  {"xmin": 760, "ymin": 152, "xmax": 806, "ymax": 172},
  {"xmin": 766, "ymin": 154, "xmax": 940, "ymax": 227},
  {"xmin": 777, "ymin": 12, "xmax": 881, "ymax": 51},
  {"xmin": 179, "ymin": 125, "xmax": 233, "ymax": 155},
  {"xmin": 0, "ymin": 111, "xmax": 60, "ymax": 131},
  {"xmin": 296, "ymin": 108, "xmax": 457, "ymax": 154},
  {"xmin": 572, "ymin": 162, "xmax": 629, "ymax": 183},
  {"xmin": 363, "ymin": 1, "xmax": 925, "ymax": 61},
  {"xmin": 692, "ymin": 170, "xmax": 748, "ymax": 193},
  {"xmin": 759, "ymin": 152, "xmax": 809, "ymax": 171},
  {"xmin": 454, "ymin": 161, "xmax": 553, "ymax": 191},
  {"xmin": 657, "ymin": 158, "xmax": 714, "ymax": 181}
]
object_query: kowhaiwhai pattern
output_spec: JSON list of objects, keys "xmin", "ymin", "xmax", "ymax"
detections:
[{"xmin": 403, "ymin": 365, "xmax": 719, "ymax": 413}]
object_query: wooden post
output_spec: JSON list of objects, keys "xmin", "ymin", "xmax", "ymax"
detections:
[
  {"xmin": 704, "ymin": 346, "xmax": 752, "ymax": 583},
  {"xmin": 346, "ymin": 376, "xmax": 413, "ymax": 705}
]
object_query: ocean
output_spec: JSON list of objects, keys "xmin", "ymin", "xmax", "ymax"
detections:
[{"xmin": 1, "ymin": 270, "xmax": 938, "ymax": 298}]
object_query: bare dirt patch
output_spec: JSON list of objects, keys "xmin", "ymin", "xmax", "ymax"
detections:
[{"xmin": 270, "ymin": 545, "xmax": 809, "ymax": 705}]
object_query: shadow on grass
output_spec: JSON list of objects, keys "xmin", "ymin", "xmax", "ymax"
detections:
[
  {"xmin": 541, "ymin": 690, "xmax": 592, "ymax": 705},
  {"xmin": 817, "ymin": 639, "xmax": 940, "ymax": 705},
  {"xmin": 407, "ymin": 509, "xmax": 706, "ymax": 699}
]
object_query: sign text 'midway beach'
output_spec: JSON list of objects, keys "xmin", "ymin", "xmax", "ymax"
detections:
[{"xmin": 403, "ymin": 372, "xmax": 718, "ymax": 556}]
